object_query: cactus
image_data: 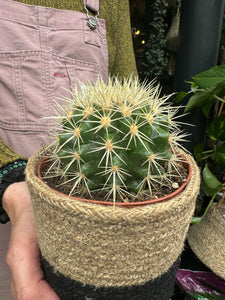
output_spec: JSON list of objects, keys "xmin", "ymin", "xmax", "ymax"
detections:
[{"xmin": 46, "ymin": 76, "xmax": 188, "ymax": 203}]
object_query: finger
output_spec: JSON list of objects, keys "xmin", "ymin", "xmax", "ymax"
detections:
[
  {"xmin": 7, "ymin": 215, "xmax": 59, "ymax": 299},
  {"xmin": 4, "ymin": 182, "xmax": 59, "ymax": 300},
  {"xmin": 8, "ymin": 232, "xmax": 59, "ymax": 300},
  {"xmin": 11, "ymin": 277, "xmax": 60, "ymax": 300}
]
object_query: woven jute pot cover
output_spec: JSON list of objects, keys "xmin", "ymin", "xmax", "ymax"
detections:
[
  {"xmin": 188, "ymin": 203, "xmax": 225, "ymax": 280},
  {"xmin": 25, "ymin": 147, "xmax": 200, "ymax": 288}
]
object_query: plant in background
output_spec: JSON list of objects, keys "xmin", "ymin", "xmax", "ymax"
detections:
[
  {"xmin": 175, "ymin": 65, "xmax": 225, "ymax": 223},
  {"xmin": 142, "ymin": 0, "xmax": 182, "ymax": 93},
  {"xmin": 45, "ymin": 76, "xmax": 188, "ymax": 204},
  {"xmin": 142, "ymin": 0, "xmax": 169, "ymax": 81}
]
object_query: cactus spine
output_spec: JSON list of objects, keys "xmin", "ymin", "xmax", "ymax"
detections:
[{"xmin": 48, "ymin": 77, "xmax": 187, "ymax": 203}]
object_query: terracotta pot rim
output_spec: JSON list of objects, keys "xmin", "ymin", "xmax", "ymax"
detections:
[{"xmin": 37, "ymin": 154, "xmax": 192, "ymax": 208}]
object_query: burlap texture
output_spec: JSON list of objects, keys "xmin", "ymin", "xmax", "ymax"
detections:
[
  {"xmin": 188, "ymin": 203, "xmax": 225, "ymax": 280},
  {"xmin": 25, "ymin": 147, "xmax": 200, "ymax": 288}
]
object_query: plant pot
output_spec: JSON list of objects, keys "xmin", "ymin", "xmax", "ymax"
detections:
[
  {"xmin": 25, "ymin": 147, "xmax": 200, "ymax": 300},
  {"xmin": 187, "ymin": 202, "xmax": 225, "ymax": 280}
]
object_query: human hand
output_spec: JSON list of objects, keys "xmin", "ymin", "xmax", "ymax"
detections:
[{"xmin": 2, "ymin": 181, "xmax": 60, "ymax": 300}]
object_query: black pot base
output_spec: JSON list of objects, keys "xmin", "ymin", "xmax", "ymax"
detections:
[{"xmin": 41, "ymin": 256, "xmax": 180, "ymax": 300}]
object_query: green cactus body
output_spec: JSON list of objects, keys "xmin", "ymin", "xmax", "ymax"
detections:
[{"xmin": 49, "ymin": 77, "xmax": 186, "ymax": 203}]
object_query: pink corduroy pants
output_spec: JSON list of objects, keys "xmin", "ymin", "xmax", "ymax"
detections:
[{"xmin": 0, "ymin": 0, "xmax": 108, "ymax": 157}]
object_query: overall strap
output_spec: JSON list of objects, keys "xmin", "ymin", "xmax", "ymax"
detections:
[{"xmin": 84, "ymin": 0, "xmax": 99, "ymax": 14}]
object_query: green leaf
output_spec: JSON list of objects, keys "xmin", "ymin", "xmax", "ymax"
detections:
[
  {"xmin": 184, "ymin": 90, "xmax": 214, "ymax": 113},
  {"xmin": 173, "ymin": 91, "xmax": 188, "ymax": 103},
  {"xmin": 186, "ymin": 294, "xmax": 210, "ymax": 300},
  {"xmin": 194, "ymin": 144, "xmax": 204, "ymax": 161},
  {"xmin": 202, "ymin": 164, "xmax": 223, "ymax": 190},
  {"xmin": 192, "ymin": 184, "xmax": 224, "ymax": 224},
  {"xmin": 186, "ymin": 292, "xmax": 225, "ymax": 300},
  {"xmin": 185, "ymin": 67, "xmax": 225, "ymax": 115},
  {"xmin": 192, "ymin": 64, "xmax": 225, "ymax": 88},
  {"xmin": 200, "ymin": 96, "xmax": 216, "ymax": 116},
  {"xmin": 215, "ymin": 144, "xmax": 225, "ymax": 167},
  {"xmin": 203, "ymin": 183, "xmax": 219, "ymax": 197},
  {"xmin": 208, "ymin": 112, "xmax": 225, "ymax": 141},
  {"xmin": 193, "ymin": 292, "xmax": 225, "ymax": 300},
  {"xmin": 201, "ymin": 294, "xmax": 225, "ymax": 300},
  {"xmin": 191, "ymin": 217, "xmax": 202, "ymax": 224},
  {"xmin": 195, "ymin": 277, "xmax": 225, "ymax": 296},
  {"xmin": 211, "ymin": 79, "xmax": 225, "ymax": 100}
]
